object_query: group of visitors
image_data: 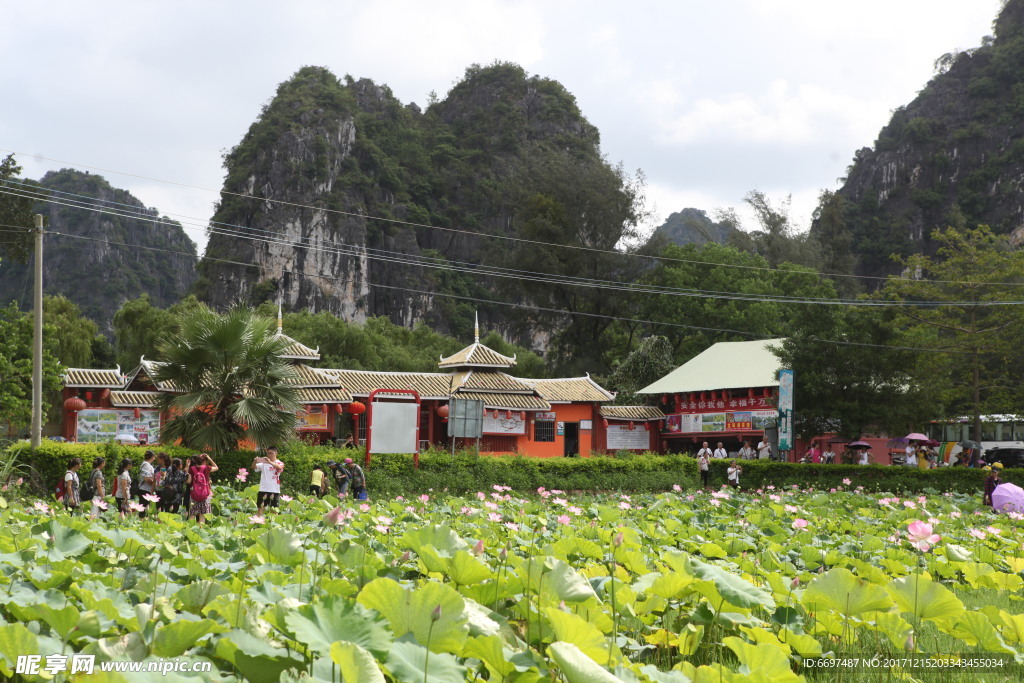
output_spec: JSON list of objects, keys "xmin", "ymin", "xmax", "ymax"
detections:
[
  {"xmin": 799, "ymin": 444, "xmax": 836, "ymax": 464},
  {"xmin": 310, "ymin": 459, "xmax": 366, "ymax": 499},
  {"xmin": 60, "ymin": 446, "xmax": 368, "ymax": 522}
]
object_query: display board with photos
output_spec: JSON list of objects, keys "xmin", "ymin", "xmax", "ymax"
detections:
[
  {"xmin": 664, "ymin": 410, "xmax": 777, "ymax": 434},
  {"xmin": 76, "ymin": 409, "xmax": 160, "ymax": 444}
]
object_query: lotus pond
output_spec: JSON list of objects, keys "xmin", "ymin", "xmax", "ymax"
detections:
[{"xmin": 0, "ymin": 483, "xmax": 1023, "ymax": 682}]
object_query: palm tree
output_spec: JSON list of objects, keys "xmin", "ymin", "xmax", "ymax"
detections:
[{"xmin": 153, "ymin": 308, "xmax": 300, "ymax": 454}]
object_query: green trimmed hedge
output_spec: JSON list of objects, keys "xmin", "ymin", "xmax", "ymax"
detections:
[
  {"xmin": 8, "ymin": 441, "xmax": 1017, "ymax": 498},
  {"xmin": 704, "ymin": 459, "xmax": 1023, "ymax": 494}
]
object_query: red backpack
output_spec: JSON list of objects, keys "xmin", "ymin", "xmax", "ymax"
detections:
[
  {"xmin": 54, "ymin": 478, "xmax": 67, "ymax": 502},
  {"xmin": 190, "ymin": 466, "xmax": 211, "ymax": 501}
]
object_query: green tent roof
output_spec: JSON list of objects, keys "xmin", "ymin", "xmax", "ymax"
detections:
[{"xmin": 637, "ymin": 339, "xmax": 785, "ymax": 394}]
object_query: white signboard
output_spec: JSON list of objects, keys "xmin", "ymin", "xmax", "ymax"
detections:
[
  {"xmin": 369, "ymin": 402, "xmax": 419, "ymax": 453},
  {"xmin": 77, "ymin": 409, "xmax": 160, "ymax": 444},
  {"xmin": 606, "ymin": 424, "xmax": 650, "ymax": 450},
  {"xmin": 483, "ymin": 412, "xmax": 526, "ymax": 435}
]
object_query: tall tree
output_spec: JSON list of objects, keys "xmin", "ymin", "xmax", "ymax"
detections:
[
  {"xmin": 153, "ymin": 308, "xmax": 300, "ymax": 454},
  {"xmin": 607, "ymin": 335, "xmax": 676, "ymax": 405},
  {"xmin": 882, "ymin": 225, "xmax": 1024, "ymax": 441},
  {"xmin": 113, "ymin": 295, "xmax": 208, "ymax": 370},
  {"xmin": 0, "ymin": 303, "xmax": 63, "ymax": 437},
  {"xmin": 0, "ymin": 154, "xmax": 36, "ymax": 264},
  {"xmin": 43, "ymin": 295, "xmax": 101, "ymax": 369}
]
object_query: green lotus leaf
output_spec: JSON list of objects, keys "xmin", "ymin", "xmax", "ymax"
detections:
[
  {"xmin": 547, "ymin": 641, "xmax": 625, "ymax": 683},
  {"xmin": 802, "ymin": 567, "xmax": 893, "ymax": 618},
  {"xmin": 358, "ymin": 577, "xmax": 467, "ymax": 654},
  {"xmin": 284, "ymin": 597, "xmax": 392, "ymax": 657},
  {"xmin": 400, "ymin": 524, "xmax": 469, "ymax": 556},
  {"xmin": 887, "ymin": 573, "xmax": 965, "ymax": 624},
  {"xmin": 174, "ymin": 580, "xmax": 230, "ymax": 614},
  {"xmin": 0, "ymin": 623, "xmax": 39, "ymax": 678},
  {"xmin": 544, "ymin": 607, "xmax": 616, "ymax": 664},
  {"xmin": 385, "ymin": 635, "xmax": 468, "ymax": 683},
  {"xmin": 686, "ymin": 557, "xmax": 775, "ymax": 611},
  {"xmin": 252, "ymin": 528, "xmax": 303, "ymax": 566},
  {"xmin": 943, "ymin": 612, "xmax": 1016, "ymax": 652},
  {"xmin": 330, "ymin": 640, "xmax": 386, "ymax": 683},
  {"xmin": 723, "ymin": 635, "xmax": 800, "ymax": 682},
  {"xmin": 151, "ymin": 619, "xmax": 218, "ymax": 658}
]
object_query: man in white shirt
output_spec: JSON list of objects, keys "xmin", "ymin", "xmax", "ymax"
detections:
[
  {"xmin": 254, "ymin": 447, "xmax": 285, "ymax": 513},
  {"xmin": 727, "ymin": 460, "xmax": 742, "ymax": 488},
  {"xmin": 757, "ymin": 439, "xmax": 771, "ymax": 460},
  {"xmin": 713, "ymin": 442, "xmax": 728, "ymax": 459},
  {"xmin": 138, "ymin": 450, "xmax": 156, "ymax": 518},
  {"xmin": 696, "ymin": 442, "xmax": 713, "ymax": 459}
]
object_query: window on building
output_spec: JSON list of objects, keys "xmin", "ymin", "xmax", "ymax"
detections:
[{"xmin": 534, "ymin": 420, "xmax": 555, "ymax": 442}]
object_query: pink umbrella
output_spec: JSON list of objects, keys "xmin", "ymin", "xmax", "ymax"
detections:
[
  {"xmin": 848, "ymin": 441, "xmax": 872, "ymax": 448},
  {"xmin": 992, "ymin": 483, "xmax": 1024, "ymax": 514},
  {"xmin": 904, "ymin": 433, "xmax": 929, "ymax": 442}
]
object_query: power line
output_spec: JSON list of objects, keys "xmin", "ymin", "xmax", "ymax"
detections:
[
  {"xmin": 41, "ymin": 228, "xmax": 977, "ymax": 355},
  {"xmin": 7, "ymin": 147, "xmax": 1020, "ymax": 287},
  {"xmin": 6, "ymin": 185, "xmax": 1024, "ymax": 309}
]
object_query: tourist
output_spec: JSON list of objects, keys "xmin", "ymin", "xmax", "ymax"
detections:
[
  {"xmin": 822, "ymin": 445, "xmax": 836, "ymax": 464},
  {"xmin": 138, "ymin": 450, "xmax": 157, "ymax": 518},
  {"xmin": 63, "ymin": 457, "xmax": 82, "ymax": 512},
  {"xmin": 757, "ymin": 438, "xmax": 772, "ymax": 460},
  {"xmin": 739, "ymin": 441, "xmax": 755, "ymax": 460},
  {"xmin": 905, "ymin": 446, "xmax": 918, "ymax": 468},
  {"xmin": 310, "ymin": 464, "xmax": 326, "ymax": 497},
  {"xmin": 806, "ymin": 444, "xmax": 821, "ymax": 464},
  {"xmin": 154, "ymin": 452, "xmax": 171, "ymax": 489},
  {"xmin": 713, "ymin": 442, "xmax": 728, "ymax": 459},
  {"xmin": 87, "ymin": 457, "xmax": 105, "ymax": 518},
  {"xmin": 698, "ymin": 448, "xmax": 711, "ymax": 488},
  {"xmin": 857, "ymin": 448, "xmax": 870, "ymax": 466},
  {"xmin": 326, "ymin": 461, "xmax": 349, "ymax": 495},
  {"xmin": 253, "ymin": 447, "xmax": 284, "ymax": 514},
  {"xmin": 158, "ymin": 458, "xmax": 188, "ymax": 514},
  {"xmin": 983, "ymin": 464, "xmax": 1001, "ymax": 508},
  {"xmin": 114, "ymin": 458, "xmax": 133, "ymax": 519},
  {"xmin": 187, "ymin": 453, "xmax": 218, "ymax": 525},
  {"xmin": 697, "ymin": 442, "xmax": 713, "ymax": 461},
  {"xmin": 726, "ymin": 460, "xmax": 742, "ymax": 489},
  {"xmin": 345, "ymin": 458, "xmax": 367, "ymax": 499}
]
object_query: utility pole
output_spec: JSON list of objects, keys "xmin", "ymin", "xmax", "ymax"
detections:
[{"xmin": 30, "ymin": 213, "xmax": 44, "ymax": 448}]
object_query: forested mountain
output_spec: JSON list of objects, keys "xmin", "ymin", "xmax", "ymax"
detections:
[
  {"xmin": 817, "ymin": 0, "xmax": 1024, "ymax": 278},
  {"xmin": 197, "ymin": 64, "xmax": 645, "ymax": 369},
  {"xmin": 0, "ymin": 169, "xmax": 197, "ymax": 335},
  {"xmin": 649, "ymin": 208, "xmax": 737, "ymax": 248}
]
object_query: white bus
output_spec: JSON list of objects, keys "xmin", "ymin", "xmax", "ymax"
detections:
[{"xmin": 927, "ymin": 415, "xmax": 1024, "ymax": 453}]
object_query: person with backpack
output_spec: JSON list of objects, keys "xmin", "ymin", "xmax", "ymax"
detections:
[
  {"xmin": 158, "ymin": 458, "xmax": 188, "ymax": 514},
  {"xmin": 187, "ymin": 453, "xmax": 218, "ymax": 525},
  {"xmin": 344, "ymin": 458, "xmax": 366, "ymax": 499},
  {"xmin": 697, "ymin": 449, "xmax": 711, "ymax": 488},
  {"xmin": 63, "ymin": 458, "xmax": 83, "ymax": 512},
  {"xmin": 83, "ymin": 457, "xmax": 106, "ymax": 518},
  {"xmin": 326, "ymin": 461, "xmax": 349, "ymax": 496},
  {"xmin": 114, "ymin": 458, "xmax": 133, "ymax": 518}
]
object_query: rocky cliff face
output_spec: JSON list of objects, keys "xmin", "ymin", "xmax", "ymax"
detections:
[
  {"xmin": 816, "ymin": 0, "xmax": 1024, "ymax": 277},
  {"xmin": 0, "ymin": 169, "xmax": 197, "ymax": 335},
  {"xmin": 197, "ymin": 64, "xmax": 612, "ymax": 342},
  {"xmin": 649, "ymin": 208, "xmax": 737, "ymax": 248}
]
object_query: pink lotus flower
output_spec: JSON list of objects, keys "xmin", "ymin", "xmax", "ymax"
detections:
[
  {"xmin": 619, "ymin": 501, "xmax": 632, "ymax": 510},
  {"xmin": 539, "ymin": 490, "xmax": 551, "ymax": 499},
  {"xmin": 785, "ymin": 504, "xmax": 799, "ymax": 513},
  {"xmin": 672, "ymin": 484, "xmax": 682, "ymax": 492},
  {"xmin": 33, "ymin": 501, "xmax": 51, "ymax": 514},
  {"xmin": 769, "ymin": 494, "xmax": 782, "ymax": 502},
  {"xmin": 395, "ymin": 495, "xmax": 404, "ymax": 501},
  {"xmin": 280, "ymin": 495, "xmax": 293, "ymax": 502},
  {"xmin": 374, "ymin": 524, "xmax": 390, "ymax": 534},
  {"xmin": 419, "ymin": 494, "xmax": 430, "ymax": 503},
  {"xmin": 970, "ymin": 528, "xmax": 987, "ymax": 540},
  {"xmin": 567, "ymin": 505, "xmax": 583, "ymax": 515},
  {"xmin": 792, "ymin": 518, "xmax": 809, "ymax": 530},
  {"xmin": 498, "ymin": 484, "xmax": 509, "ymax": 492},
  {"xmin": 473, "ymin": 539, "xmax": 485, "ymax": 555},
  {"xmin": 323, "ymin": 506, "xmax": 343, "ymax": 526},
  {"xmin": 928, "ymin": 517, "xmax": 940, "ymax": 525},
  {"xmin": 986, "ymin": 526, "xmax": 1001, "ymax": 535},
  {"xmin": 128, "ymin": 502, "xmax": 146, "ymax": 513},
  {"xmin": 91, "ymin": 498, "xmax": 108, "ymax": 511},
  {"xmin": 903, "ymin": 501, "xmax": 917, "ymax": 509},
  {"xmin": 249, "ymin": 514, "xmax": 266, "ymax": 524},
  {"xmin": 709, "ymin": 499, "xmax": 722, "ymax": 507},
  {"xmin": 557, "ymin": 514, "xmax": 571, "ymax": 525},
  {"xmin": 949, "ymin": 511, "xmax": 962, "ymax": 519},
  {"xmin": 359, "ymin": 503, "xmax": 371, "ymax": 512},
  {"xmin": 16, "ymin": 477, "xmax": 23, "ymax": 486},
  {"xmin": 376, "ymin": 515, "xmax": 393, "ymax": 525},
  {"xmin": 553, "ymin": 497, "xmax": 568, "ymax": 506},
  {"xmin": 143, "ymin": 493, "xmax": 160, "ymax": 503},
  {"xmin": 476, "ymin": 491, "xmax": 486, "ymax": 500},
  {"xmin": 906, "ymin": 520, "xmax": 941, "ymax": 551},
  {"xmin": 504, "ymin": 522, "xmax": 519, "ymax": 531},
  {"xmin": 0, "ymin": 484, "xmax": 5, "ymax": 492},
  {"xmin": 484, "ymin": 501, "xmax": 498, "ymax": 510},
  {"xmin": 842, "ymin": 478, "xmax": 851, "ymax": 485},
  {"xmin": 488, "ymin": 512, "xmax": 502, "ymax": 522},
  {"xmin": 236, "ymin": 468, "xmax": 248, "ymax": 483}
]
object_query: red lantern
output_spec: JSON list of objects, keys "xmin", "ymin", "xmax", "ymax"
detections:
[
  {"xmin": 628, "ymin": 422, "xmax": 635, "ymax": 431},
  {"xmin": 333, "ymin": 404, "xmax": 344, "ymax": 414},
  {"xmin": 437, "ymin": 405, "xmax": 450, "ymax": 418},
  {"xmin": 520, "ymin": 412, "xmax": 526, "ymax": 421},
  {"xmin": 133, "ymin": 408, "xmax": 141, "ymax": 419},
  {"xmin": 643, "ymin": 422, "xmax": 650, "ymax": 431},
  {"xmin": 100, "ymin": 388, "xmax": 111, "ymax": 400},
  {"xmin": 348, "ymin": 401, "xmax": 366, "ymax": 415},
  {"xmin": 493, "ymin": 410, "xmax": 499, "ymax": 419},
  {"xmin": 64, "ymin": 396, "xmax": 86, "ymax": 412},
  {"xmin": 505, "ymin": 410, "xmax": 512, "ymax": 420},
  {"xmin": 661, "ymin": 394, "xmax": 668, "ymax": 405},
  {"xmin": 85, "ymin": 391, "xmax": 93, "ymax": 401},
  {"xmin": 602, "ymin": 419, "xmax": 609, "ymax": 428}
]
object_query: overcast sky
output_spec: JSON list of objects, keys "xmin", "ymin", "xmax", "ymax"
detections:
[{"xmin": 2, "ymin": 0, "xmax": 1004, "ymax": 254}]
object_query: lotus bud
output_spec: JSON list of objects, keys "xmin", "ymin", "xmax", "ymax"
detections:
[
  {"xmin": 904, "ymin": 634, "xmax": 915, "ymax": 651},
  {"xmin": 323, "ymin": 506, "xmax": 343, "ymax": 526},
  {"xmin": 431, "ymin": 604, "xmax": 442, "ymax": 622},
  {"xmin": 473, "ymin": 539, "xmax": 485, "ymax": 556},
  {"xmin": 613, "ymin": 532, "xmax": 624, "ymax": 548},
  {"xmin": 499, "ymin": 547, "xmax": 508, "ymax": 561},
  {"xmin": 791, "ymin": 576, "xmax": 800, "ymax": 589},
  {"xmin": 400, "ymin": 551, "xmax": 411, "ymax": 563}
]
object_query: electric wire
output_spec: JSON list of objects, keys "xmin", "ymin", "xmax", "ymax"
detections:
[
  {"xmin": 5, "ymin": 147, "xmax": 1022, "ymax": 287},
  {"xmin": 4, "ymin": 185, "xmax": 1023, "ymax": 308}
]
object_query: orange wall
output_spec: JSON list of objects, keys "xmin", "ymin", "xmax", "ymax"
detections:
[{"xmin": 514, "ymin": 404, "xmax": 597, "ymax": 458}]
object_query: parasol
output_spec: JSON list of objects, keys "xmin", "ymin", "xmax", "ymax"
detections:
[
  {"xmin": 992, "ymin": 482, "xmax": 1024, "ymax": 514},
  {"xmin": 904, "ymin": 433, "xmax": 929, "ymax": 442},
  {"xmin": 848, "ymin": 441, "xmax": 872, "ymax": 448}
]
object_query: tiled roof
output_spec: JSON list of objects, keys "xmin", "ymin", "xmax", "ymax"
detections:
[
  {"xmin": 283, "ymin": 364, "xmax": 338, "ymax": 388},
  {"xmin": 63, "ymin": 368, "xmax": 124, "ymax": 389},
  {"xmin": 296, "ymin": 387, "xmax": 352, "ymax": 404},
  {"xmin": 275, "ymin": 333, "xmax": 320, "ymax": 361},
  {"xmin": 438, "ymin": 342, "xmax": 516, "ymax": 369},
  {"xmin": 600, "ymin": 405, "xmax": 666, "ymax": 421},
  {"xmin": 453, "ymin": 391, "xmax": 550, "ymax": 410},
  {"xmin": 124, "ymin": 359, "xmax": 178, "ymax": 392},
  {"xmin": 109, "ymin": 391, "xmax": 162, "ymax": 408},
  {"xmin": 452, "ymin": 370, "xmax": 534, "ymax": 393},
  {"xmin": 527, "ymin": 376, "xmax": 615, "ymax": 403},
  {"xmin": 322, "ymin": 369, "xmax": 453, "ymax": 399}
]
